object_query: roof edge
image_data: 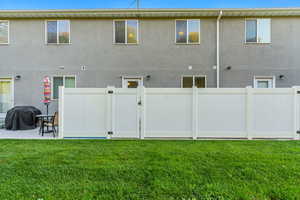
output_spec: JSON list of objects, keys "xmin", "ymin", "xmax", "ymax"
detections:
[{"xmin": 1, "ymin": 8, "xmax": 300, "ymax": 18}]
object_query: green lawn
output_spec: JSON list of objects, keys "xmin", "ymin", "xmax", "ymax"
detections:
[{"xmin": 0, "ymin": 140, "xmax": 300, "ymax": 200}]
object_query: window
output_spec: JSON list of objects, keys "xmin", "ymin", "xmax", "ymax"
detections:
[
  {"xmin": 0, "ymin": 21, "xmax": 9, "ymax": 44},
  {"xmin": 46, "ymin": 20, "xmax": 70, "ymax": 44},
  {"xmin": 114, "ymin": 20, "xmax": 138, "ymax": 44},
  {"xmin": 0, "ymin": 78, "xmax": 13, "ymax": 113},
  {"xmin": 176, "ymin": 20, "xmax": 200, "ymax": 44},
  {"xmin": 254, "ymin": 76, "xmax": 275, "ymax": 88},
  {"xmin": 122, "ymin": 77, "xmax": 143, "ymax": 88},
  {"xmin": 52, "ymin": 76, "xmax": 76, "ymax": 99},
  {"xmin": 182, "ymin": 76, "xmax": 206, "ymax": 88},
  {"xmin": 246, "ymin": 19, "xmax": 271, "ymax": 43}
]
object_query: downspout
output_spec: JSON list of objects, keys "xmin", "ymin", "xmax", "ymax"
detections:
[{"xmin": 216, "ymin": 10, "xmax": 223, "ymax": 88}]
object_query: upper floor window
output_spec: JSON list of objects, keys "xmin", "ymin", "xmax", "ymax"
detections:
[
  {"xmin": 246, "ymin": 19, "xmax": 271, "ymax": 43},
  {"xmin": 0, "ymin": 20, "xmax": 9, "ymax": 44},
  {"xmin": 46, "ymin": 20, "xmax": 70, "ymax": 44},
  {"xmin": 176, "ymin": 20, "xmax": 200, "ymax": 44},
  {"xmin": 114, "ymin": 20, "xmax": 138, "ymax": 44}
]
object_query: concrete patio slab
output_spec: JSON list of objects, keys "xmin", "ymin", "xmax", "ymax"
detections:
[{"xmin": 0, "ymin": 128, "xmax": 53, "ymax": 139}]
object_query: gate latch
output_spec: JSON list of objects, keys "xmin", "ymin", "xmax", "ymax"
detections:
[
  {"xmin": 138, "ymin": 101, "xmax": 142, "ymax": 106},
  {"xmin": 108, "ymin": 131, "xmax": 113, "ymax": 135}
]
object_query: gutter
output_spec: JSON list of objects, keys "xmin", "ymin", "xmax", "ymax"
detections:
[
  {"xmin": 1, "ymin": 8, "xmax": 300, "ymax": 18},
  {"xmin": 216, "ymin": 10, "xmax": 222, "ymax": 88}
]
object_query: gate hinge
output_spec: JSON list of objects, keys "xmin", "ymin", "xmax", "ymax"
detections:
[
  {"xmin": 108, "ymin": 90, "xmax": 113, "ymax": 94},
  {"xmin": 297, "ymin": 130, "xmax": 300, "ymax": 134},
  {"xmin": 138, "ymin": 101, "xmax": 142, "ymax": 106}
]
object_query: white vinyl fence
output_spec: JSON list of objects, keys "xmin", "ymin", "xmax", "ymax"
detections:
[{"xmin": 58, "ymin": 86, "xmax": 300, "ymax": 139}]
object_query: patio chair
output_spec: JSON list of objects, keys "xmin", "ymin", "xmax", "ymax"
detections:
[{"xmin": 43, "ymin": 112, "xmax": 58, "ymax": 137}]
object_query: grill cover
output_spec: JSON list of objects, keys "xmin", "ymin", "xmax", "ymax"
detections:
[{"xmin": 5, "ymin": 106, "xmax": 41, "ymax": 130}]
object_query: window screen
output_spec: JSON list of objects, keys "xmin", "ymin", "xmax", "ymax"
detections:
[
  {"xmin": 246, "ymin": 20, "xmax": 257, "ymax": 43},
  {"xmin": 115, "ymin": 21, "xmax": 126, "ymax": 43}
]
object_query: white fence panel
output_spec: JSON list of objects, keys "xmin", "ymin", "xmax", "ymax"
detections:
[
  {"xmin": 145, "ymin": 88, "xmax": 193, "ymax": 138},
  {"xmin": 113, "ymin": 89, "xmax": 139, "ymax": 138},
  {"xmin": 197, "ymin": 89, "xmax": 247, "ymax": 138},
  {"xmin": 59, "ymin": 86, "xmax": 300, "ymax": 140},
  {"xmin": 62, "ymin": 88, "xmax": 108, "ymax": 138},
  {"xmin": 252, "ymin": 89, "xmax": 294, "ymax": 138}
]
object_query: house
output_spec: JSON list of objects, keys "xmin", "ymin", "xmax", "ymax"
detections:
[{"xmin": 0, "ymin": 8, "xmax": 300, "ymax": 114}]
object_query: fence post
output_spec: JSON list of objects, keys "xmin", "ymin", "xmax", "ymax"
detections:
[
  {"xmin": 106, "ymin": 86, "xmax": 115, "ymax": 139},
  {"xmin": 192, "ymin": 86, "xmax": 198, "ymax": 140},
  {"xmin": 58, "ymin": 86, "xmax": 64, "ymax": 139},
  {"xmin": 139, "ymin": 86, "xmax": 146, "ymax": 139},
  {"xmin": 292, "ymin": 86, "xmax": 299, "ymax": 140},
  {"xmin": 246, "ymin": 86, "xmax": 253, "ymax": 140}
]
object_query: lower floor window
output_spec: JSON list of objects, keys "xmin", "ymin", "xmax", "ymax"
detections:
[
  {"xmin": 122, "ymin": 76, "xmax": 143, "ymax": 88},
  {"xmin": 254, "ymin": 76, "xmax": 275, "ymax": 88},
  {"xmin": 0, "ymin": 78, "xmax": 13, "ymax": 113},
  {"xmin": 182, "ymin": 75, "xmax": 206, "ymax": 88},
  {"xmin": 52, "ymin": 76, "xmax": 76, "ymax": 99}
]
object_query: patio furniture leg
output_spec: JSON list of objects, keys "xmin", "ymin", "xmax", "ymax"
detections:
[
  {"xmin": 39, "ymin": 124, "xmax": 42, "ymax": 135},
  {"xmin": 52, "ymin": 125, "xmax": 55, "ymax": 137},
  {"xmin": 42, "ymin": 119, "xmax": 45, "ymax": 136}
]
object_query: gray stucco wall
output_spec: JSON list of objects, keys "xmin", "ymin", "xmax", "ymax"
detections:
[
  {"xmin": 0, "ymin": 18, "xmax": 216, "ymax": 113},
  {"xmin": 220, "ymin": 17, "xmax": 300, "ymax": 87},
  {"xmin": 0, "ymin": 17, "xmax": 299, "ymax": 113}
]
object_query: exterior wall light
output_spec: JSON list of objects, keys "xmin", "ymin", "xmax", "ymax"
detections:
[
  {"xmin": 226, "ymin": 66, "xmax": 232, "ymax": 70},
  {"xmin": 279, "ymin": 75, "xmax": 285, "ymax": 80},
  {"xmin": 15, "ymin": 75, "xmax": 21, "ymax": 80},
  {"xmin": 81, "ymin": 66, "xmax": 86, "ymax": 71}
]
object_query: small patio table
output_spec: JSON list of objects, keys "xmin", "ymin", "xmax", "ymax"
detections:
[{"xmin": 36, "ymin": 114, "xmax": 54, "ymax": 136}]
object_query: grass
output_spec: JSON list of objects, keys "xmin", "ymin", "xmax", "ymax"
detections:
[{"xmin": 0, "ymin": 140, "xmax": 300, "ymax": 200}]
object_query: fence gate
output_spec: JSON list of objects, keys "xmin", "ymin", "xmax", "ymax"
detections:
[{"xmin": 107, "ymin": 87, "xmax": 142, "ymax": 139}]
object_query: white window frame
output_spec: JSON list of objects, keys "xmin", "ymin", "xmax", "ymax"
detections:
[
  {"xmin": 253, "ymin": 76, "xmax": 275, "ymax": 88},
  {"xmin": 0, "ymin": 20, "xmax": 9, "ymax": 45},
  {"xmin": 51, "ymin": 75, "xmax": 76, "ymax": 100},
  {"xmin": 0, "ymin": 77, "xmax": 14, "ymax": 113},
  {"xmin": 181, "ymin": 75, "xmax": 207, "ymax": 88},
  {"xmin": 175, "ymin": 19, "xmax": 201, "ymax": 44},
  {"xmin": 45, "ymin": 20, "xmax": 71, "ymax": 45},
  {"xmin": 113, "ymin": 20, "xmax": 139, "ymax": 45},
  {"xmin": 122, "ymin": 76, "xmax": 143, "ymax": 88},
  {"xmin": 245, "ymin": 18, "xmax": 271, "ymax": 44}
]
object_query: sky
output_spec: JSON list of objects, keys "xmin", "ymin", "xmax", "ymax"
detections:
[{"xmin": 1, "ymin": 0, "xmax": 300, "ymax": 9}]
